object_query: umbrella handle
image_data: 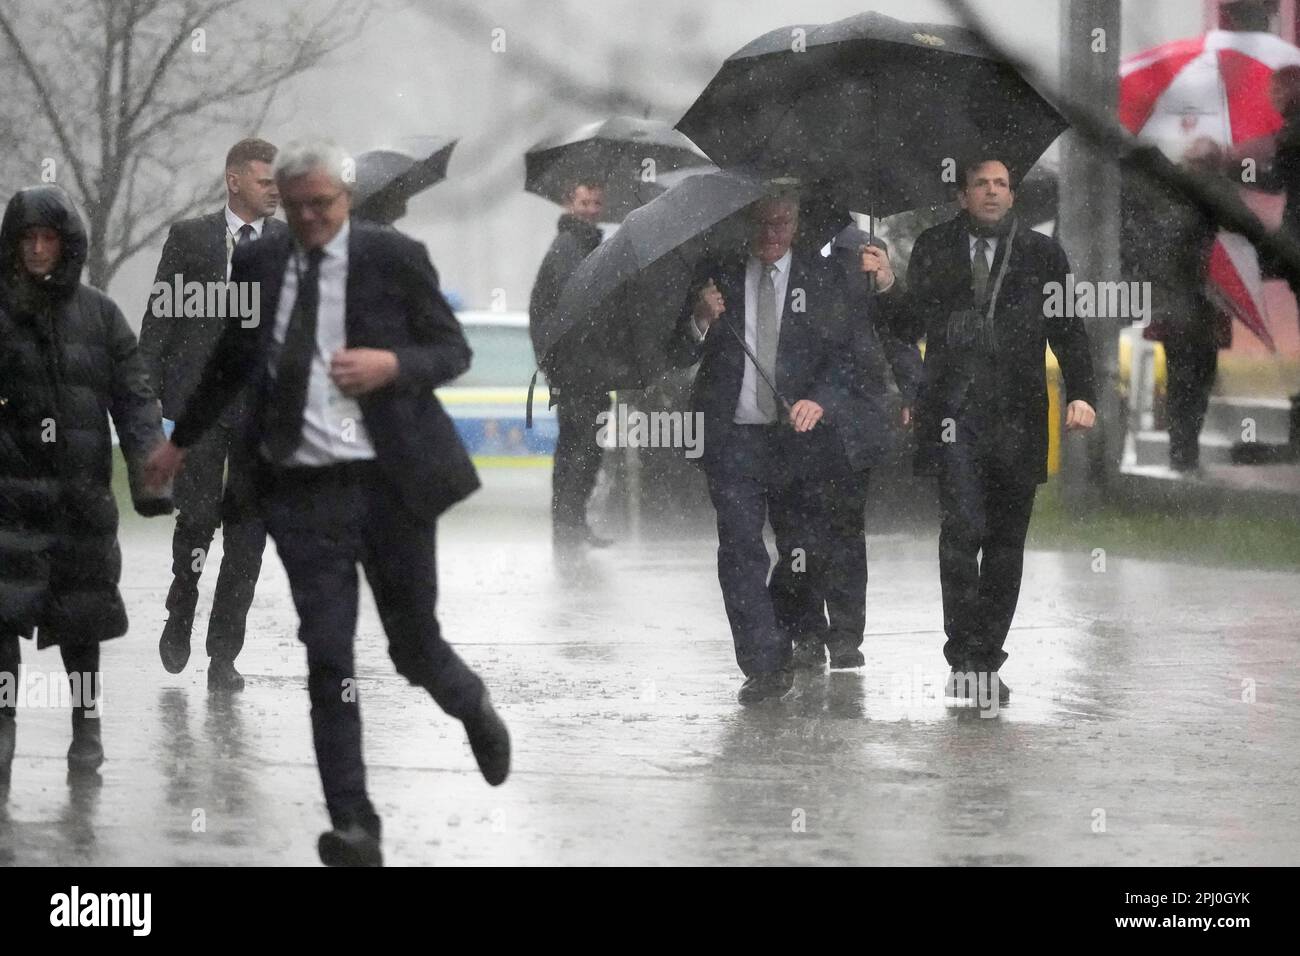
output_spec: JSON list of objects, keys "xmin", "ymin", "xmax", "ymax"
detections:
[{"xmin": 716, "ymin": 314, "xmax": 795, "ymax": 419}]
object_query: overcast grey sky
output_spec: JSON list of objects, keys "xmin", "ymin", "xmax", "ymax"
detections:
[{"xmin": 109, "ymin": 0, "xmax": 1206, "ymax": 321}]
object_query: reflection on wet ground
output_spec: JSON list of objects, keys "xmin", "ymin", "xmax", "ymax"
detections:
[{"xmin": 2, "ymin": 470, "xmax": 1296, "ymax": 865}]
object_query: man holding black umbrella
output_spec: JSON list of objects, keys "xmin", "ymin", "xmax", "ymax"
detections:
[
  {"xmin": 667, "ymin": 190, "xmax": 853, "ymax": 704},
  {"xmin": 903, "ymin": 157, "xmax": 1096, "ymax": 705},
  {"xmin": 530, "ymin": 179, "xmax": 613, "ymax": 551}
]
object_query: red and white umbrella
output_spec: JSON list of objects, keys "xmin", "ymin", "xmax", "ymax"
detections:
[{"xmin": 1120, "ymin": 29, "xmax": 1300, "ymax": 351}]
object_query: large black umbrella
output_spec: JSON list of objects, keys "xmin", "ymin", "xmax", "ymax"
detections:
[
  {"xmin": 351, "ymin": 136, "xmax": 457, "ymax": 224},
  {"xmin": 544, "ymin": 169, "xmax": 846, "ymax": 393},
  {"xmin": 676, "ymin": 12, "xmax": 1067, "ymax": 217},
  {"xmin": 525, "ymin": 116, "xmax": 712, "ymax": 221}
]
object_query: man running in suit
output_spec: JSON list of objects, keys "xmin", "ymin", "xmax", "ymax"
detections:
[
  {"xmin": 140, "ymin": 137, "xmax": 285, "ymax": 691},
  {"xmin": 903, "ymin": 157, "xmax": 1097, "ymax": 705},
  {"xmin": 144, "ymin": 140, "xmax": 510, "ymax": 866},
  {"xmin": 667, "ymin": 191, "xmax": 853, "ymax": 704}
]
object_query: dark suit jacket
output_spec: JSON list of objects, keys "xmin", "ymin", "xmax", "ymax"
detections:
[
  {"xmin": 900, "ymin": 215, "xmax": 1097, "ymax": 484},
  {"xmin": 666, "ymin": 251, "xmax": 853, "ymax": 477},
  {"xmin": 830, "ymin": 250, "xmax": 923, "ymax": 471},
  {"xmin": 140, "ymin": 210, "xmax": 289, "ymax": 420},
  {"xmin": 170, "ymin": 220, "xmax": 479, "ymax": 523}
]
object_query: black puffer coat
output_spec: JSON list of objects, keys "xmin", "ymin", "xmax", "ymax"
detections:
[{"xmin": 0, "ymin": 186, "xmax": 170, "ymax": 647}]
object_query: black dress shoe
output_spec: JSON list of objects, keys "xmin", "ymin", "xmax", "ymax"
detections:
[
  {"xmin": 67, "ymin": 715, "xmax": 103, "ymax": 773},
  {"xmin": 792, "ymin": 640, "xmax": 826, "ymax": 670},
  {"xmin": 737, "ymin": 669, "xmax": 794, "ymax": 704},
  {"xmin": 991, "ymin": 673, "xmax": 1011, "ymax": 704},
  {"xmin": 463, "ymin": 692, "xmax": 510, "ymax": 786},
  {"xmin": 207, "ymin": 657, "xmax": 245, "ymax": 693},
  {"xmin": 827, "ymin": 643, "xmax": 865, "ymax": 669},
  {"xmin": 318, "ymin": 824, "xmax": 383, "ymax": 867},
  {"xmin": 159, "ymin": 615, "xmax": 193, "ymax": 674}
]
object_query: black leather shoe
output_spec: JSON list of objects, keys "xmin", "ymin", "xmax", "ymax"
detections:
[
  {"xmin": 0, "ymin": 715, "xmax": 14, "ymax": 784},
  {"xmin": 792, "ymin": 640, "xmax": 826, "ymax": 670},
  {"xmin": 581, "ymin": 526, "xmax": 614, "ymax": 548},
  {"xmin": 463, "ymin": 692, "xmax": 510, "ymax": 786},
  {"xmin": 991, "ymin": 673, "xmax": 1011, "ymax": 704},
  {"xmin": 207, "ymin": 657, "xmax": 245, "ymax": 693},
  {"xmin": 318, "ymin": 824, "xmax": 383, "ymax": 867},
  {"xmin": 67, "ymin": 715, "xmax": 103, "ymax": 773},
  {"xmin": 827, "ymin": 644, "xmax": 865, "ymax": 669},
  {"xmin": 737, "ymin": 669, "xmax": 794, "ymax": 705},
  {"xmin": 159, "ymin": 615, "xmax": 193, "ymax": 674}
]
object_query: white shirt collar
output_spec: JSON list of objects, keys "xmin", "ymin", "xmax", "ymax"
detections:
[
  {"xmin": 225, "ymin": 206, "xmax": 265, "ymax": 238},
  {"xmin": 750, "ymin": 249, "xmax": 793, "ymax": 275}
]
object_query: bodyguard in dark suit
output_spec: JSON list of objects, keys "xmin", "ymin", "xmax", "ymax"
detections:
[
  {"xmin": 770, "ymin": 230, "xmax": 923, "ymax": 670},
  {"xmin": 903, "ymin": 158, "xmax": 1097, "ymax": 703},
  {"xmin": 529, "ymin": 179, "xmax": 612, "ymax": 551},
  {"xmin": 667, "ymin": 192, "xmax": 852, "ymax": 704},
  {"xmin": 145, "ymin": 141, "xmax": 510, "ymax": 866},
  {"xmin": 140, "ymin": 138, "xmax": 286, "ymax": 691}
]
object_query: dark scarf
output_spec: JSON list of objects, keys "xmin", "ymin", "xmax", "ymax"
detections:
[
  {"xmin": 557, "ymin": 213, "xmax": 602, "ymax": 249},
  {"xmin": 961, "ymin": 210, "xmax": 1017, "ymax": 239}
]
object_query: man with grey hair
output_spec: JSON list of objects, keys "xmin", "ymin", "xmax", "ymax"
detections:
[
  {"xmin": 667, "ymin": 190, "xmax": 854, "ymax": 704},
  {"xmin": 145, "ymin": 139, "xmax": 510, "ymax": 867}
]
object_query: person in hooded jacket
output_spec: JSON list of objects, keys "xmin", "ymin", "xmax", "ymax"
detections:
[{"xmin": 0, "ymin": 186, "xmax": 171, "ymax": 781}]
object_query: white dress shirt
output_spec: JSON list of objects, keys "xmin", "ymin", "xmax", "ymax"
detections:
[
  {"xmin": 691, "ymin": 250, "xmax": 792, "ymax": 425},
  {"xmin": 262, "ymin": 219, "xmax": 376, "ymax": 465},
  {"xmin": 224, "ymin": 206, "xmax": 266, "ymax": 280}
]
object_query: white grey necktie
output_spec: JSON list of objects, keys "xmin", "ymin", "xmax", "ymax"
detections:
[{"xmin": 756, "ymin": 264, "xmax": 779, "ymax": 422}]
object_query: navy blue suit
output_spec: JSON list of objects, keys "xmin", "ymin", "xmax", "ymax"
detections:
[{"xmin": 668, "ymin": 251, "xmax": 852, "ymax": 676}]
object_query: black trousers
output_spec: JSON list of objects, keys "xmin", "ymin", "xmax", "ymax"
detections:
[
  {"xmin": 769, "ymin": 468, "xmax": 871, "ymax": 652},
  {"xmin": 262, "ymin": 461, "xmax": 485, "ymax": 834},
  {"xmin": 937, "ymin": 437, "xmax": 1037, "ymax": 673},
  {"xmin": 705, "ymin": 425, "xmax": 820, "ymax": 677},
  {"xmin": 1163, "ymin": 337, "xmax": 1218, "ymax": 469},
  {"xmin": 0, "ymin": 635, "xmax": 99, "ymax": 720},
  {"xmin": 551, "ymin": 392, "xmax": 609, "ymax": 536},
  {"xmin": 165, "ymin": 425, "xmax": 266, "ymax": 660}
]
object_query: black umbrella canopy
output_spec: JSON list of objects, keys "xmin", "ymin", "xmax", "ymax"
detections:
[
  {"xmin": 351, "ymin": 136, "xmax": 457, "ymax": 223},
  {"xmin": 525, "ymin": 116, "xmax": 712, "ymax": 221},
  {"xmin": 545, "ymin": 169, "xmax": 847, "ymax": 390},
  {"xmin": 676, "ymin": 12, "xmax": 1067, "ymax": 217}
]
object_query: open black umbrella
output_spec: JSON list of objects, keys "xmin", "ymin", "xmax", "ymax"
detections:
[
  {"xmin": 351, "ymin": 136, "xmax": 457, "ymax": 224},
  {"xmin": 525, "ymin": 116, "xmax": 711, "ymax": 221},
  {"xmin": 676, "ymin": 12, "xmax": 1067, "ymax": 218},
  {"xmin": 544, "ymin": 169, "xmax": 846, "ymax": 394}
]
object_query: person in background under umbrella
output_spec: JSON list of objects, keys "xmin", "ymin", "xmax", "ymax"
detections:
[
  {"xmin": 0, "ymin": 186, "xmax": 172, "ymax": 782},
  {"xmin": 1122, "ymin": 139, "xmax": 1235, "ymax": 474},
  {"xmin": 529, "ymin": 178, "xmax": 613, "ymax": 551}
]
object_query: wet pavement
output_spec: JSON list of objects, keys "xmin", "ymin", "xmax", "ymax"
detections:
[{"xmin": 2, "ymin": 468, "xmax": 1298, "ymax": 865}]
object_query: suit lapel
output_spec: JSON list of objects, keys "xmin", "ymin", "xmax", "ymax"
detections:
[
  {"xmin": 207, "ymin": 210, "xmax": 229, "ymax": 281},
  {"xmin": 256, "ymin": 234, "xmax": 292, "ymax": 353}
]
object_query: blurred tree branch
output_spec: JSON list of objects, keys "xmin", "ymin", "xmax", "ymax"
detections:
[{"xmin": 0, "ymin": 0, "xmax": 370, "ymax": 288}]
